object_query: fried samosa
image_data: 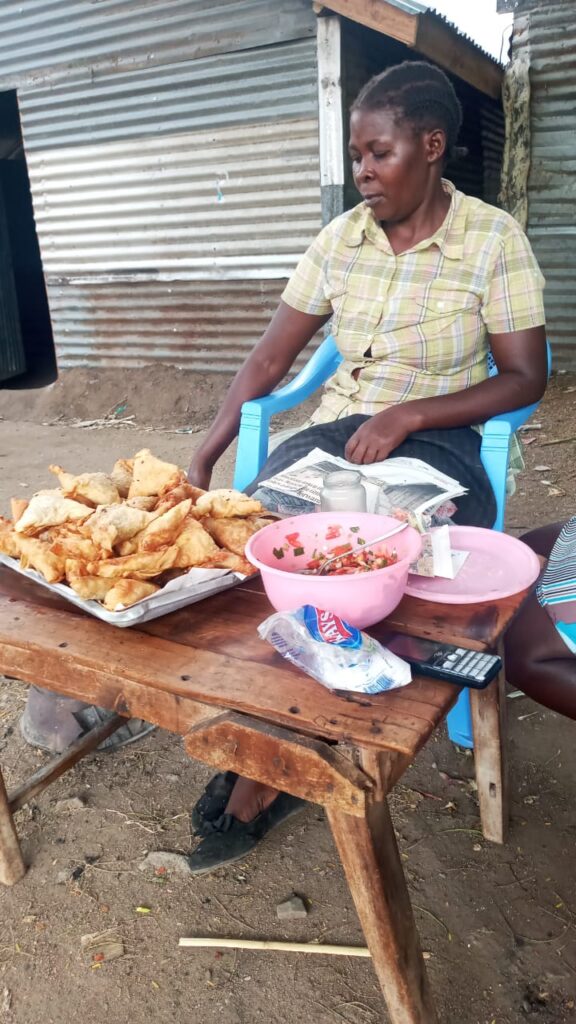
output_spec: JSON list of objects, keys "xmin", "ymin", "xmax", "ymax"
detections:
[
  {"xmin": 125, "ymin": 495, "xmax": 158, "ymax": 512},
  {"xmin": 68, "ymin": 575, "xmax": 117, "ymax": 601},
  {"xmin": 15, "ymin": 493, "xmax": 93, "ymax": 536},
  {"xmin": 49, "ymin": 465, "xmax": 121, "ymax": 507},
  {"xmin": 194, "ymin": 488, "xmax": 264, "ymax": 519},
  {"xmin": 136, "ymin": 499, "xmax": 192, "ymax": 552},
  {"xmin": 172, "ymin": 517, "xmax": 222, "ymax": 568},
  {"xmin": 83, "ymin": 504, "xmax": 157, "ymax": 553},
  {"xmin": 155, "ymin": 482, "xmax": 206, "ymax": 515},
  {"xmin": 73, "ymin": 546, "xmax": 178, "ymax": 580},
  {"xmin": 10, "ymin": 498, "xmax": 28, "ymax": 525},
  {"xmin": 49, "ymin": 534, "xmax": 102, "ymax": 561},
  {"xmin": 200, "ymin": 550, "xmax": 256, "ymax": 576},
  {"xmin": 103, "ymin": 578, "xmax": 160, "ymax": 611},
  {"xmin": 0, "ymin": 517, "xmax": 21, "ymax": 558},
  {"xmin": 18, "ymin": 538, "xmax": 66, "ymax": 583},
  {"xmin": 201, "ymin": 516, "xmax": 263, "ymax": 557},
  {"xmin": 128, "ymin": 449, "xmax": 183, "ymax": 499},
  {"xmin": 110, "ymin": 458, "xmax": 134, "ymax": 499}
]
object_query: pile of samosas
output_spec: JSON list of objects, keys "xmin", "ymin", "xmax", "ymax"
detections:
[{"xmin": 0, "ymin": 449, "xmax": 270, "ymax": 611}]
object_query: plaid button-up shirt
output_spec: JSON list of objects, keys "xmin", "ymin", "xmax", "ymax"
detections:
[{"xmin": 282, "ymin": 181, "xmax": 545, "ymax": 434}]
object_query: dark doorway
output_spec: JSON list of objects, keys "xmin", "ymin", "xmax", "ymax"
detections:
[{"xmin": 0, "ymin": 90, "xmax": 56, "ymax": 388}]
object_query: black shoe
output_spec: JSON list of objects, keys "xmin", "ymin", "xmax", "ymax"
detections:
[
  {"xmin": 187, "ymin": 793, "xmax": 306, "ymax": 876},
  {"xmin": 190, "ymin": 771, "xmax": 239, "ymax": 836}
]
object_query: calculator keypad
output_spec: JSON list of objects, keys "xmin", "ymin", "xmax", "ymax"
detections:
[{"xmin": 428, "ymin": 648, "xmax": 499, "ymax": 681}]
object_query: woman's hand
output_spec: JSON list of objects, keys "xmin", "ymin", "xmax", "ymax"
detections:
[
  {"xmin": 187, "ymin": 455, "xmax": 213, "ymax": 490},
  {"xmin": 344, "ymin": 405, "xmax": 421, "ymax": 464}
]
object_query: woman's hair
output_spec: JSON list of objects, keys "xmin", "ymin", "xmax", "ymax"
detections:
[{"xmin": 351, "ymin": 61, "xmax": 463, "ymax": 162}]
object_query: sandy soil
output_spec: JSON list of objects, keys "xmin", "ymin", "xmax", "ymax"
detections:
[{"xmin": 0, "ymin": 368, "xmax": 575, "ymax": 1024}]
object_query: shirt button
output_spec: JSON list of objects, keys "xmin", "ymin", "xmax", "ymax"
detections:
[{"xmin": 437, "ymin": 300, "xmax": 445, "ymax": 309}]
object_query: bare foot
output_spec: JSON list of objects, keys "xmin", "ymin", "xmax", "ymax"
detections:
[{"xmin": 225, "ymin": 777, "xmax": 279, "ymax": 823}]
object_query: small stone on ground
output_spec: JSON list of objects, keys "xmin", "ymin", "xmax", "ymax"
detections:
[
  {"xmin": 139, "ymin": 851, "xmax": 194, "ymax": 876},
  {"xmin": 54, "ymin": 797, "xmax": 85, "ymax": 813},
  {"xmin": 276, "ymin": 895, "xmax": 308, "ymax": 920}
]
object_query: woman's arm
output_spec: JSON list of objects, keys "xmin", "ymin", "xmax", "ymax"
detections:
[
  {"xmin": 188, "ymin": 301, "xmax": 330, "ymax": 487},
  {"xmin": 345, "ymin": 324, "xmax": 547, "ymax": 464}
]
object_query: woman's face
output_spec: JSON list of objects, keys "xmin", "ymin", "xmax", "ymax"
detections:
[{"xmin": 348, "ymin": 106, "xmax": 443, "ymax": 224}]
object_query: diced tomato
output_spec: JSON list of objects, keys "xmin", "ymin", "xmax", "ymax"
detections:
[
  {"xmin": 329, "ymin": 542, "xmax": 353, "ymax": 557},
  {"xmin": 325, "ymin": 525, "xmax": 342, "ymax": 540},
  {"xmin": 285, "ymin": 532, "xmax": 301, "ymax": 546}
]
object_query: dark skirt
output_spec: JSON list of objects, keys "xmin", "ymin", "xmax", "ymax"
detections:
[{"xmin": 246, "ymin": 415, "xmax": 496, "ymax": 528}]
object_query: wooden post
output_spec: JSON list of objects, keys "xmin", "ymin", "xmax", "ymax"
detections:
[
  {"xmin": 327, "ymin": 750, "xmax": 438, "ymax": 1024},
  {"xmin": 0, "ymin": 768, "xmax": 26, "ymax": 886},
  {"xmin": 316, "ymin": 14, "xmax": 345, "ymax": 224},
  {"xmin": 470, "ymin": 664, "xmax": 509, "ymax": 844}
]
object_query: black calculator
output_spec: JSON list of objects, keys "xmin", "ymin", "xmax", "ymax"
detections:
[{"xmin": 378, "ymin": 630, "xmax": 502, "ymax": 689}]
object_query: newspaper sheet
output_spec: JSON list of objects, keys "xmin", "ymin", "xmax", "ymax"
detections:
[
  {"xmin": 258, "ymin": 448, "xmax": 466, "ymax": 518},
  {"xmin": 257, "ymin": 448, "xmax": 470, "ymax": 579}
]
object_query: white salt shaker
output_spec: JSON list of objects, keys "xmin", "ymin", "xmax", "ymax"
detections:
[{"xmin": 319, "ymin": 470, "xmax": 367, "ymax": 513}]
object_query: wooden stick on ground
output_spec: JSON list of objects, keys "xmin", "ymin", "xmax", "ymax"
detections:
[{"xmin": 179, "ymin": 937, "xmax": 371, "ymax": 957}]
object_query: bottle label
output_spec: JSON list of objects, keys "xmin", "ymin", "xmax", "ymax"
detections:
[{"xmin": 302, "ymin": 605, "xmax": 362, "ymax": 649}]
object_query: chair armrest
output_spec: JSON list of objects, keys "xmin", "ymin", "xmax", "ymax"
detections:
[
  {"xmin": 480, "ymin": 401, "xmax": 541, "ymax": 532},
  {"xmin": 483, "ymin": 399, "xmax": 540, "ymax": 436},
  {"xmin": 253, "ymin": 334, "xmax": 342, "ymax": 416},
  {"xmin": 233, "ymin": 335, "xmax": 342, "ymax": 491}
]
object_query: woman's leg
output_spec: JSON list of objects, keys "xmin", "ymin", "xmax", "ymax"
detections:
[
  {"xmin": 505, "ymin": 522, "xmax": 576, "ymax": 720},
  {"xmin": 20, "ymin": 685, "xmax": 155, "ymax": 754}
]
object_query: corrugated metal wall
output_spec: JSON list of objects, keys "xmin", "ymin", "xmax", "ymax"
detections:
[
  {"xmin": 512, "ymin": 0, "xmax": 576, "ymax": 366},
  {"xmin": 0, "ymin": 0, "xmax": 316, "ymax": 89},
  {"xmin": 9, "ymin": 3, "xmax": 322, "ymax": 370}
]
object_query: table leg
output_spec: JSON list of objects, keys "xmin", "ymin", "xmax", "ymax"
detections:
[
  {"xmin": 326, "ymin": 750, "xmax": 438, "ymax": 1024},
  {"xmin": 0, "ymin": 768, "xmax": 26, "ymax": 886},
  {"xmin": 470, "ymin": 666, "xmax": 509, "ymax": 844}
]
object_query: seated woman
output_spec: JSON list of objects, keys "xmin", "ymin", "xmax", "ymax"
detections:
[
  {"xmin": 183, "ymin": 60, "xmax": 548, "ymax": 874},
  {"xmin": 20, "ymin": 60, "xmax": 548, "ymax": 864},
  {"xmin": 505, "ymin": 521, "xmax": 576, "ymax": 720}
]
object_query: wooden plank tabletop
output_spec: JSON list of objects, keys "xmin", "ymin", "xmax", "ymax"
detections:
[{"xmin": 0, "ymin": 568, "xmax": 530, "ymax": 757}]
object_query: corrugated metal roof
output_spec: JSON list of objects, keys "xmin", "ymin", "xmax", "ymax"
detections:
[
  {"xmin": 0, "ymin": 0, "xmax": 316, "ymax": 89},
  {"xmin": 424, "ymin": 7, "xmax": 505, "ymax": 67},
  {"xmin": 511, "ymin": 1, "xmax": 576, "ymax": 367},
  {"xmin": 379, "ymin": 0, "xmax": 427, "ymax": 13}
]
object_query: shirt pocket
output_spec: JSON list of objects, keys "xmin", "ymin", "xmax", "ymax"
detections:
[{"xmin": 410, "ymin": 281, "xmax": 479, "ymax": 338}]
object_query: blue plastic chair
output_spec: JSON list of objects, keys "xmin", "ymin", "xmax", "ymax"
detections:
[{"xmin": 233, "ymin": 334, "xmax": 551, "ymax": 748}]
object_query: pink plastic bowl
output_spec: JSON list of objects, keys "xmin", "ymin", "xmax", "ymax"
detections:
[{"xmin": 245, "ymin": 512, "xmax": 422, "ymax": 629}]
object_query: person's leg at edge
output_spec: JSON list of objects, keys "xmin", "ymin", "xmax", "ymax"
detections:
[{"xmin": 505, "ymin": 523, "xmax": 576, "ymax": 721}]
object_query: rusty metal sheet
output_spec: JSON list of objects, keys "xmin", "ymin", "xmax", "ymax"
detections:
[{"xmin": 45, "ymin": 278, "xmax": 287, "ymax": 371}]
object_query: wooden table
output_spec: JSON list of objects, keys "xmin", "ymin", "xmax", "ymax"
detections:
[{"xmin": 0, "ymin": 568, "xmax": 525, "ymax": 1024}]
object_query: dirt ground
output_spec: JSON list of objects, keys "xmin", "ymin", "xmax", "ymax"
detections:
[{"xmin": 0, "ymin": 368, "xmax": 575, "ymax": 1024}]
